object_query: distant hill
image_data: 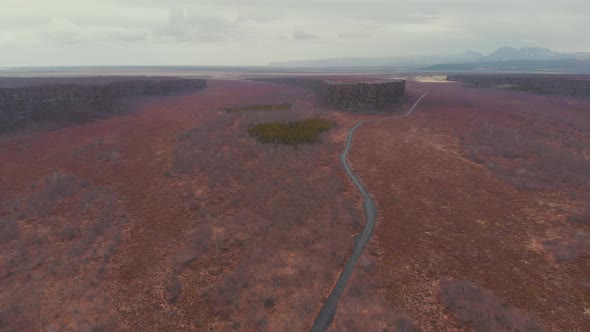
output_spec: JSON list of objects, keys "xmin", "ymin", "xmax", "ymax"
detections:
[
  {"xmin": 483, "ymin": 47, "xmax": 590, "ymax": 62},
  {"xmin": 268, "ymin": 47, "xmax": 590, "ymax": 70},
  {"xmin": 269, "ymin": 56, "xmax": 450, "ymax": 68},
  {"xmin": 459, "ymin": 50, "xmax": 485, "ymax": 61},
  {"xmin": 268, "ymin": 54, "xmax": 485, "ymax": 68},
  {"xmin": 485, "ymin": 47, "xmax": 557, "ymax": 61},
  {"xmin": 426, "ymin": 59, "xmax": 590, "ymax": 74}
]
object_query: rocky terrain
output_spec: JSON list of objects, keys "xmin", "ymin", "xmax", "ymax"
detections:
[
  {"xmin": 0, "ymin": 78, "xmax": 207, "ymax": 132},
  {"xmin": 447, "ymin": 74, "xmax": 590, "ymax": 97},
  {"xmin": 320, "ymin": 80, "xmax": 406, "ymax": 111}
]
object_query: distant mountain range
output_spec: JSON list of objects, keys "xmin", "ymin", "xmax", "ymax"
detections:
[
  {"xmin": 484, "ymin": 47, "xmax": 590, "ymax": 61},
  {"xmin": 426, "ymin": 59, "xmax": 590, "ymax": 73},
  {"xmin": 269, "ymin": 47, "xmax": 590, "ymax": 73}
]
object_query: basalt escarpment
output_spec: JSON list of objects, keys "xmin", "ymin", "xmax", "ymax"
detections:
[
  {"xmin": 321, "ymin": 80, "xmax": 406, "ymax": 111},
  {"xmin": 0, "ymin": 78, "xmax": 207, "ymax": 132},
  {"xmin": 447, "ymin": 74, "xmax": 590, "ymax": 97}
]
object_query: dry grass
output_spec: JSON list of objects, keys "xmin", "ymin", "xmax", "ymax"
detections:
[
  {"xmin": 0, "ymin": 172, "xmax": 127, "ymax": 330},
  {"xmin": 463, "ymin": 122, "xmax": 590, "ymax": 192}
]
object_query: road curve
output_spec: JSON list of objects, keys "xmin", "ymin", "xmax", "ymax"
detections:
[{"xmin": 310, "ymin": 91, "xmax": 429, "ymax": 332}]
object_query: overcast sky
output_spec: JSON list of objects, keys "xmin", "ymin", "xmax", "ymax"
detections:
[{"xmin": 1, "ymin": 0, "xmax": 589, "ymax": 66}]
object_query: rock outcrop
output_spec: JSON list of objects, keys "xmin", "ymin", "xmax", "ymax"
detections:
[
  {"xmin": 320, "ymin": 80, "xmax": 406, "ymax": 111},
  {"xmin": 0, "ymin": 78, "xmax": 207, "ymax": 132},
  {"xmin": 447, "ymin": 74, "xmax": 590, "ymax": 97}
]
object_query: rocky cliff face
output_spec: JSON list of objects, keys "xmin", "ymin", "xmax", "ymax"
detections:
[
  {"xmin": 0, "ymin": 78, "xmax": 207, "ymax": 132},
  {"xmin": 447, "ymin": 74, "xmax": 590, "ymax": 97},
  {"xmin": 320, "ymin": 80, "xmax": 406, "ymax": 111}
]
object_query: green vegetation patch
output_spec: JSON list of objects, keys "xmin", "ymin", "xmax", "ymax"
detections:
[
  {"xmin": 225, "ymin": 103, "xmax": 292, "ymax": 113},
  {"xmin": 248, "ymin": 118, "xmax": 335, "ymax": 147},
  {"xmin": 508, "ymin": 86, "xmax": 552, "ymax": 95}
]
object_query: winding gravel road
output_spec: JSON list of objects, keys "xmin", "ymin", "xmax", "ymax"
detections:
[{"xmin": 311, "ymin": 91, "xmax": 429, "ymax": 332}]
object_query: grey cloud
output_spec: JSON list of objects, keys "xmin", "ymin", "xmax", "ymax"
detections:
[
  {"xmin": 1, "ymin": 0, "xmax": 590, "ymax": 66},
  {"xmin": 0, "ymin": 16, "xmax": 51, "ymax": 28},
  {"xmin": 338, "ymin": 32, "xmax": 371, "ymax": 39},
  {"xmin": 292, "ymin": 30, "xmax": 317, "ymax": 40},
  {"xmin": 354, "ymin": 12, "xmax": 439, "ymax": 25},
  {"xmin": 39, "ymin": 19, "xmax": 148, "ymax": 45},
  {"xmin": 236, "ymin": 13, "xmax": 279, "ymax": 23},
  {"xmin": 42, "ymin": 19, "xmax": 86, "ymax": 44},
  {"xmin": 153, "ymin": 8, "xmax": 240, "ymax": 43}
]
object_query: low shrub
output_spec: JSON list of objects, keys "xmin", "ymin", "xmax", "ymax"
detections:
[
  {"xmin": 439, "ymin": 279, "xmax": 543, "ymax": 331},
  {"xmin": 0, "ymin": 216, "xmax": 20, "ymax": 244},
  {"xmin": 56, "ymin": 225, "xmax": 77, "ymax": 242},
  {"xmin": 23, "ymin": 172, "xmax": 83, "ymax": 218},
  {"xmin": 263, "ymin": 297, "xmax": 275, "ymax": 309},
  {"xmin": 395, "ymin": 317, "xmax": 420, "ymax": 332},
  {"xmin": 166, "ymin": 276, "xmax": 183, "ymax": 304},
  {"xmin": 248, "ymin": 118, "xmax": 334, "ymax": 147},
  {"xmin": 568, "ymin": 201, "xmax": 590, "ymax": 225},
  {"xmin": 96, "ymin": 148, "xmax": 122, "ymax": 163},
  {"xmin": 541, "ymin": 230, "xmax": 590, "ymax": 263}
]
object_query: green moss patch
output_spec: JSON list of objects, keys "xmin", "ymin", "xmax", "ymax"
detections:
[
  {"xmin": 248, "ymin": 118, "xmax": 335, "ymax": 147},
  {"xmin": 225, "ymin": 103, "xmax": 291, "ymax": 113}
]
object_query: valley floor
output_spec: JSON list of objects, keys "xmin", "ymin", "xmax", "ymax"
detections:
[{"xmin": 1, "ymin": 77, "xmax": 589, "ymax": 331}]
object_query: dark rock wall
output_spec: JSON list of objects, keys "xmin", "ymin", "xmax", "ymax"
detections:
[
  {"xmin": 320, "ymin": 80, "xmax": 406, "ymax": 111},
  {"xmin": 531, "ymin": 77, "xmax": 590, "ymax": 96},
  {"xmin": 0, "ymin": 78, "xmax": 206, "ymax": 132},
  {"xmin": 447, "ymin": 74, "xmax": 590, "ymax": 97}
]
